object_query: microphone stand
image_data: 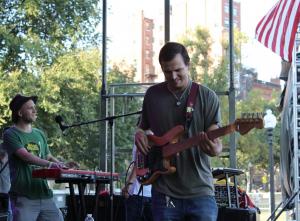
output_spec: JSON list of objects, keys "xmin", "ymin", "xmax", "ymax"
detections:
[
  {"xmin": 60, "ymin": 110, "xmax": 141, "ymax": 221},
  {"xmin": 60, "ymin": 110, "xmax": 141, "ymax": 131}
]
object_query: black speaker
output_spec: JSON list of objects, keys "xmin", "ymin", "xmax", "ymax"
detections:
[
  {"xmin": 65, "ymin": 194, "xmax": 125, "ymax": 221},
  {"xmin": 217, "ymin": 207, "xmax": 257, "ymax": 221}
]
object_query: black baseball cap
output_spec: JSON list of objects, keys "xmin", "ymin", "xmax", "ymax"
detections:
[{"xmin": 9, "ymin": 94, "xmax": 38, "ymax": 113}]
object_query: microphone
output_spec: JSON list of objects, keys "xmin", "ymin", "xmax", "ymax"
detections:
[{"xmin": 55, "ymin": 116, "xmax": 68, "ymax": 132}]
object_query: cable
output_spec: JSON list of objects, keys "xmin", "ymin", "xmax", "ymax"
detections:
[{"xmin": 124, "ymin": 160, "xmax": 135, "ymax": 187}]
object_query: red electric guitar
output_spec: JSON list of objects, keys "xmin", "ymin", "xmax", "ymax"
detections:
[{"xmin": 136, "ymin": 116, "xmax": 264, "ymax": 185}]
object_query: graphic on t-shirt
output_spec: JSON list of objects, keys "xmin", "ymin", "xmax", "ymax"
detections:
[{"xmin": 25, "ymin": 142, "xmax": 41, "ymax": 157}]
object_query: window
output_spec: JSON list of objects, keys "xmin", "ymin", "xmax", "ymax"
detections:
[
  {"xmin": 224, "ymin": 5, "xmax": 229, "ymax": 13},
  {"xmin": 233, "ymin": 8, "xmax": 238, "ymax": 16},
  {"xmin": 224, "ymin": 18, "xmax": 229, "ymax": 28},
  {"xmin": 145, "ymin": 50, "xmax": 151, "ymax": 59}
]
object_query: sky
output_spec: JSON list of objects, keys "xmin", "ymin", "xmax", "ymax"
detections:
[
  {"xmin": 106, "ymin": 0, "xmax": 282, "ymax": 82},
  {"xmin": 240, "ymin": 0, "xmax": 281, "ymax": 82}
]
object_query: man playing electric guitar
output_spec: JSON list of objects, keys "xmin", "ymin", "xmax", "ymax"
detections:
[{"xmin": 135, "ymin": 42, "xmax": 222, "ymax": 221}]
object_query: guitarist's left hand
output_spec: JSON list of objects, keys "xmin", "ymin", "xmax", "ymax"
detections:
[
  {"xmin": 198, "ymin": 124, "xmax": 222, "ymax": 157},
  {"xmin": 135, "ymin": 128, "xmax": 151, "ymax": 155}
]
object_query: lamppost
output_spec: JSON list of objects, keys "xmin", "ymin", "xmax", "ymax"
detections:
[{"xmin": 264, "ymin": 109, "xmax": 277, "ymax": 219}]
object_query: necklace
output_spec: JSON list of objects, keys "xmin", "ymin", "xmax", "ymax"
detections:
[{"xmin": 168, "ymin": 82, "xmax": 191, "ymax": 106}]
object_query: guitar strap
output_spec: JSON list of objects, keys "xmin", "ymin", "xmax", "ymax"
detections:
[{"xmin": 185, "ymin": 82, "xmax": 199, "ymax": 130}]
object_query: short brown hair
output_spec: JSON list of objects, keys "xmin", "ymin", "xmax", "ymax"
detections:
[{"xmin": 159, "ymin": 42, "xmax": 190, "ymax": 65}]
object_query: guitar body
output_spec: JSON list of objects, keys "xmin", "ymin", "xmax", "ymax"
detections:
[
  {"xmin": 136, "ymin": 150, "xmax": 176, "ymax": 185},
  {"xmin": 136, "ymin": 116, "xmax": 263, "ymax": 185},
  {"xmin": 136, "ymin": 125, "xmax": 184, "ymax": 185}
]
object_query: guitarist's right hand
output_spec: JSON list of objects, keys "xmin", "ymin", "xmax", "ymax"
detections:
[{"xmin": 135, "ymin": 128, "xmax": 151, "ymax": 155}]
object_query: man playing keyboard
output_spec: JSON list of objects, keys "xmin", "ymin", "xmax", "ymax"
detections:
[{"xmin": 3, "ymin": 94, "xmax": 76, "ymax": 221}]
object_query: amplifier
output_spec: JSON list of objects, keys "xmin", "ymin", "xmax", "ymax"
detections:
[
  {"xmin": 214, "ymin": 184, "xmax": 237, "ymax": 207},
  {"xmin": 217, "ymin": 207, "xmax": 257, "ymax": 221},
  {"xmin": 212, "ymin": 168, "xmax": 243, "ymax": 208}
]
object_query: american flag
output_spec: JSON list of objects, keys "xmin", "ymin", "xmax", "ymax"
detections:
[{"xmin": 255, "ymin": 0, "xmax": 300, "ymax": 62}]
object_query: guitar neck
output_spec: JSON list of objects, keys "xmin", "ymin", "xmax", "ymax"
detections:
[
  {"xmin": 162, "ymin": 124, "xmax": 236, "ymax": 158},
  {"xmin": 207, "ymin": 124, "xmax": 235, "ymax": 140}
]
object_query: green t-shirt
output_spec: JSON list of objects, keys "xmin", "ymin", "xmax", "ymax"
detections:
[
  {"xmin": 140, "ymin": 81, "xmax": 221, "ymax": 198},
  {"xmin": 3, "ymin": 127, "xmax": 53, "ymax": 199}
]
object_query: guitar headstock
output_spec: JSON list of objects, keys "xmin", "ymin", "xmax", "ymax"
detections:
[{"xmin": 234, "ymin": 112, "xmax": 264, "ymax": 135}]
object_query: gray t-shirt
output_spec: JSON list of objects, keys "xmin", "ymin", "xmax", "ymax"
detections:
[{"xmin": 140, "ymin": 81, "xmax": 220, "ymax": 198}]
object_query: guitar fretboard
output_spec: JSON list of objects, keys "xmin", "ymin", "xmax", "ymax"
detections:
[
  {"xmin": 162, "ymin": 124, "xmax": 236, "ymax": 158},
  {"xmin": 207, "ymin": 124, "xmax": 236, "ymax": 140}
]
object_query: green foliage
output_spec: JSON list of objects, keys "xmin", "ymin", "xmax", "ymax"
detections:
[
  {"xmin": 0, "ymin": 49, "xmax": 102, "ymax": 168},
  {"xmin": 106, "ymin": 61, "xmax": 143, "ymax": 174},
  {"xmin": 0, "ymin": 70, "xmax": 39, "ymax": 126},
  {"xmin": 37, "ymin": 49, "xmax": 101, "ymax": 168},
  {"xmin": 0, "ymin": 49, "xmax": 143, "ymax": 174},
  {"xmin": 180, "ymin": 26, "xmax": 213, "ymax": 82},
  {"xmin": 206, "ymin": 58, "xmax": 229, "ymax": 92},
  {"xmin": 179, "ymin": 25, "xmax": 281, "ymax": 174},
  {"xmin": 0, "ymin": 0, "xmax": 101, "ymax": 72},
  {"xmin": 236, "ymin": 89, "xmax": 280, "ymax": 171},
  {"xmin": 0, "ymin": 4, "xmax": 282, "ymax": 191},
  {"xmin": 0, "ymin": 0, "xmax": 140, "ymax": 185},
  {"xmin": 221, "ymin": 28, "xmax": 248, "ymax": 70},
  {"xmin": 211, "ymin": 89, "xmax": 281, "ymax": 174},
  {"xmin": 179, "ymin": 27, "xmax": 232, "ymax": 92}
]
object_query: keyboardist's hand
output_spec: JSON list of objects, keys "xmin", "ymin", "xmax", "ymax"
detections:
[
  {"xmin": 48, "ymin": 161, "xmax": 66, "ymax": 169},
  {"xmin": 64, "ymin": 161, "xmax": 80, "ymax": 169}
]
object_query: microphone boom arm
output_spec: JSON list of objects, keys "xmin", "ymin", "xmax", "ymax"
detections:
[{"xmin": 60, "ymin": 110, "xmax": 142, "ymax": 131}]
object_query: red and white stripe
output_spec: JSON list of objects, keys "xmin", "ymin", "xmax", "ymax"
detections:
[{"xmin": 255, "ymin": 0, "xmax": 300, "ymax": 61}]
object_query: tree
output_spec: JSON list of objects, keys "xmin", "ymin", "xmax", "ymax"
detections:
[
  {"xmin": 0, "ymin": 48, "xmax": 144, "ymax": 177},
  {"xmin": 37, "ymin": 49, "xmax": 102, "ymax": 168},
  {"xmin": 179, "ymin": 27, "xmax": 248, "ymax": 93},
  {"xmin": 207, "ymin": 58, "xmax": 229, "ymax": 92},
  {"xmin": 0, "ymin": 69, "xmax": 39, "ymax": 125},
  {"xmin": 236, "ymin": 89, "xmax": 280, "ymax": 170},
  {"xmin": 221, "ymin": 28, "xmax": 248, "ymax": 71},
  {"xmin": 106, "ymin": 61, "xmax": 143, "ymax": 176},
  {"xmin": 178, "ymin": 25, "xmax": 282, "ymax": 177},
  {"xmin": 0, "ymin": 0, "xmax": 101, "ymax": 72},
  {"xmin": 179, "ymin": 26, "xmax": 231, "ymax": 167},
  {"xmin": 0, "ymin": 49, "xmax": 102, "ymax": 168},
  {"xmin": 180, "ymin": 26, "xmax": 213, "ymax": 83}
]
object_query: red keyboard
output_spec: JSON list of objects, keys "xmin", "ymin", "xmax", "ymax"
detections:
[{"xmin": 32, "ymin": 168, "xmax": 119, "ymax": 182}]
